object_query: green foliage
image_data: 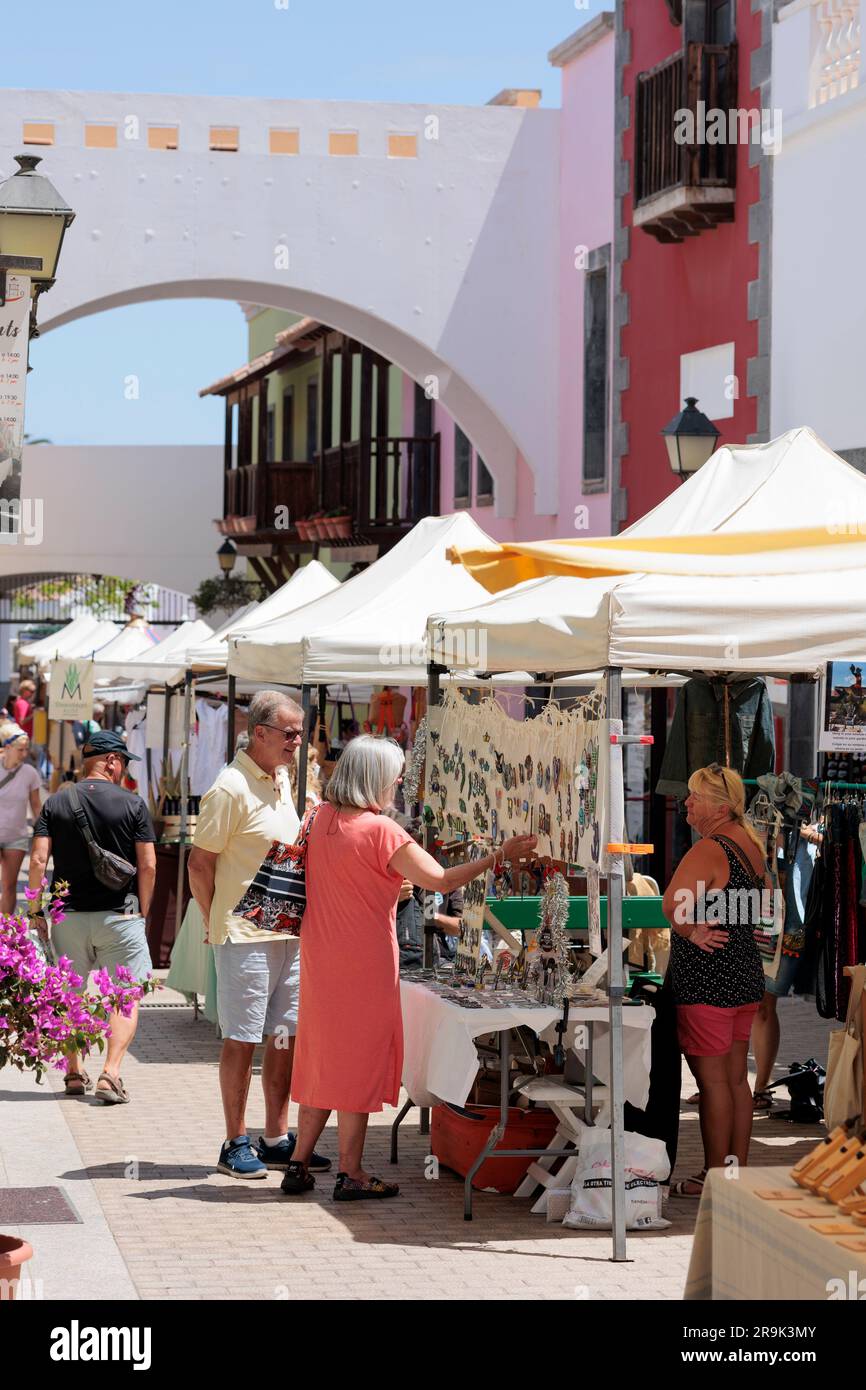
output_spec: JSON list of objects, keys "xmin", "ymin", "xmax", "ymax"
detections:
[
  {"xmin": 11, "ymin": 576, "xmax": 157, "ymax": 619},
  {"xmin": 191, "ymin": 574, "xmax": 264, "ymax": 616}
]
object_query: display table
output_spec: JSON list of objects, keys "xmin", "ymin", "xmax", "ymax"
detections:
[
  {"xmin": 685, "ymin": 1164, "xmax": 866, "ymax": 1300},
  {"xmin": 397, "ymin": 978, "xmax": 654, "ymax": 1219}
]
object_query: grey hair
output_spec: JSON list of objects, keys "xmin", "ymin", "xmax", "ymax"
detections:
[
  {"xmin": 247, "ymin": 690, "xmax": 302, "ymax": 737},
  {"xmin": 325, "ymin": 735, "xmax": 405, "ymax": 811}
]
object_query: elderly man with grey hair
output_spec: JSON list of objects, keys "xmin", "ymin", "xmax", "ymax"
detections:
[{"xmin": 189, "ymin": 689, "xmax": 331, "ymax": 1180}]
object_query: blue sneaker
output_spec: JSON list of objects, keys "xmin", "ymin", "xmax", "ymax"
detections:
[
  {"xmin": 257, "ymin": 1132, "xmax": 332, "ymax": 1173},
  {"xmin": 217, "ymin": 1135, "xmax": 268, "ymax": 1179}
]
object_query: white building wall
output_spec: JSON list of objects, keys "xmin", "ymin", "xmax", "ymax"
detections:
[
  {"xmin": 772, "ymin": 2, "xmax": 866, "ymax": 454},
  {"xmin": 11, "ymin": 443, "xmax": 222, "ymax": 594}
]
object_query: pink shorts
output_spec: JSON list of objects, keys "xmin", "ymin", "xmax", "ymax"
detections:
[{"xmin": 676, "ymin": 1002, "xmax": 759, "ymax": 1057}]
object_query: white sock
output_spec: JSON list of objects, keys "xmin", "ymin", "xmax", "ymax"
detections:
[{"xmin": 263, "ymin": 1134, "xmax": 285, "ymax": 1147}]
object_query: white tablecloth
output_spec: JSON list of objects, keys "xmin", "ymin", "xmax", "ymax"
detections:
[{"xmin": 400, "ymin": 980, "xmax": 654, "ymax": 1109}]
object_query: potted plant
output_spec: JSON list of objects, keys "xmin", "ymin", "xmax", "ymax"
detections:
[
  {"xmin": 308, "ymin": 510, "xmax": 326, "ymax": 541},
  {"xmin": 295, "ymin": 516, "xmax": 312, "ymax": 541},
  {"xmin": 332, "ymin": 506, "xmax": 353, "ymax": 540},
  {"xmin": 0, "ymin": 882, "xmax": 156, "ymax": 1298},
  {"xmin": 321, "ymin": 509, "xmax": 341, "ymax": 540}
]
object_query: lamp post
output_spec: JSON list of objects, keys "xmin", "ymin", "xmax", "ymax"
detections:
[
  {"xmin": 0, "ymin": 154, "xmax": 75, "ymax": 327},
  {"xmin": 217, "ymin": 538, "xmax": 238, "ymax": 574},
  {"xmin": 661, "ymin": 397, "xmax": 721, "ymax": 480}
]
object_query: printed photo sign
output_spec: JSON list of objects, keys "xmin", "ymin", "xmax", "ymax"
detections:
[
  {"xmin": 0, "ymin": 274, "xmax": 31, "ymax": 516},
  {"xmin": 819, "ymin": 660, "xmax": 866, "ymax": 753}
]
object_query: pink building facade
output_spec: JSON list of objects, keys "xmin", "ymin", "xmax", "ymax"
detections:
[{"xmin": 402, "ymin": 12, "xmax": 616, "ymax": 544}]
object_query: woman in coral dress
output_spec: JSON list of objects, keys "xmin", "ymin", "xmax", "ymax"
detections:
[{"xmin": 284, "ymin": 735, "xmax": 535, "ymax": 1202}]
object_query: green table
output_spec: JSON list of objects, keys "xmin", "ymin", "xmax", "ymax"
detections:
[{"xmin": 485, "ymin": 894, "xmax": 668, "ymax": 935}]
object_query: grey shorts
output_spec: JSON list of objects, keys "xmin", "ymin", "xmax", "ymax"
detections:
[
  {"xmin": 51, "ymin": 910, "xmax": 153, "ymax": 987},
  {"xmin": 0, "ymin": 836, "xmax": 30, "ymax": 852},
  {"xmin": 213, "ymin": 938, "xmax": 301, "ymax": 1044}
]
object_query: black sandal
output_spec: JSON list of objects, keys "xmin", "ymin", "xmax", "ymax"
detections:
[{"xmin": 333, "ymin": 1172, "xmax": 399, "ymax": 1201}]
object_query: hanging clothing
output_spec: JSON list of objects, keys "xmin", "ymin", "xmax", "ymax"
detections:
[
  {"xmin": 189, "ymin": 699, "xmax": 228, "ymax": 797},
  {"xmin": 656, "ymin": 676, "xmax": 776, "ymax": 801},
  {"xmin": 814, "ymin": 801, "xmax": 866, "ymax": 1022}
]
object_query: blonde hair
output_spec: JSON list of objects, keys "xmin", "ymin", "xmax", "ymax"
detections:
[{"xmin": 687, "ymin": 764, "xmax": 766, "ymax": 855}]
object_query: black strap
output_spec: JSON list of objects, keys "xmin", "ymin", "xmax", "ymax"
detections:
[
  {"xmin": 64, "ymin": 783, "xmax": 97, "ymax": 848},
  {"xmin": 713, "ymin": 833, "xmax": 765, "ymax": 888},
  {"xmin": 0, "ymin": 764, "xmax": 21, "ymax": 793}
]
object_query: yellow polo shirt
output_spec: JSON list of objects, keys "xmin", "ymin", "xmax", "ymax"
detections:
[{"xmin": 193, "ymin": 749, "xmax": 300, "ymax": 945}]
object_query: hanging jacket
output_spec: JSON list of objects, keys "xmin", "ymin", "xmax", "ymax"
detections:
[{"xmin": 655, "ymin": 675, "xmax": 776, "ymax": 801}]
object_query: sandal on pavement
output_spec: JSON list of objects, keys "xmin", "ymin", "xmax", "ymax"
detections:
[
  {"xmin": 670, "ymin": 1172, "xmax": 706, "ymax": 1198},
  {"xmin": 333, "ymin": 1172, "xmax": 399, "ymax": 1201},
  {"xmin": 64, "ymin": 1070, "xmax": 93, "ymax": 1096},
  {"xmin": 753, "ymin": 1089, "xmax": 773, "ymax": 1112},
  {"xmin": 95, "ymin": 1073, "xmax": 130, "ymax": 1105}
]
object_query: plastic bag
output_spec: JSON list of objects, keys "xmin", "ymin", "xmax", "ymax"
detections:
[{"xmin": 563, "ymin": 1129, "xmax": 671, "ymax": 1231}]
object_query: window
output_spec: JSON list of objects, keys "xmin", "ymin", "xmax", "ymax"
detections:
[
  {"xmin": 707, "ymin": 0, "xmax": 734, "ymax": 43},
  {"xmin": 582, "ymin": 260, "xmax": 609, "ymax": 489},
  {"xmin": 282, "ymin": 387, "xmax": 294, "ymax": 460},
  {"xmin": 679, "ymin": 342, "xmax": 735, "ymax": 421},
  {"xmin": 414, "ymin": 382, "xmax": 433, "ymax": 438},
  {"xmin": 210, "ymin": 126, "xmax": 239, "ymax": 152},
  {"xmin": 388, "ymin": 134, "xmax": 417, "ymax": 159},
  {"xmin": 23, "ymin": 122, "xmax": 54, "ymax": 146},
  {"xmin": 306, "ymin": 381, "xmax": 319, "ymax": 462},
  {"xmin": 476, "ymin": 456, "xmax": 494, "ymax": 506},
  {"xmin": 148, "ymin": 126, "xmax": 178, "ymax": 150},
  {"xmin": 329, "ymin": 131, "xmax": 359, "ymax": 156},
  {"xmin": 266, "ymin": 406, "xmax": 275, "ymax": 465},
  {"xmin": 270, "ymin": 128, "xmax": 299, "ymax": 155},
  {"xmin": 454, "ymin": 426, "xmax": 471, "ymax": 506},
  {"xmin": 85, "ymin": 124, "xmax": 117, "ymax": 149}
]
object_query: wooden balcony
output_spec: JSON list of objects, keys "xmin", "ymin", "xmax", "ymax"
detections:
[
  {"xmin": 218, "ymin": 433, "xmax": 440, "ymax": 554},
  {"xmin": 220, "ymin": 461, "xmax": 317, "ymax": 537},
  {"xmin": 634, "ymin": 42, "xmax": 737, "ymax": 243}
]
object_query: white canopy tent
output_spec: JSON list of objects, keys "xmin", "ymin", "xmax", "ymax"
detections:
[
  {"xmin": 187, "ymin": 560, "xmax": 340, "ymax": 670},
  {"xmin": 228, "ymin": 514, "xmax": 505, "ymax": 685},
  {"xmin": 94, "ymin": 619, "xmax": 214, "ymax": 688},
  {"xmin": 428, "ymin": 430, "xmax": 866, "ymax": 676},
  {"xmin": 18, "ymin": 614, "xmax": 122, "ymax": 670}
]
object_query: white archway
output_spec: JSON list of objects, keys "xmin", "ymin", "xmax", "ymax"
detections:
[{"xmin": 3, "ymin": 88, "xmax": 562, "ymax": 517}]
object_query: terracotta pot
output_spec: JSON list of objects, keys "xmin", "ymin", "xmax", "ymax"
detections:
[
  {"xmin": 0, "ymin": 1235, "xmax": 34, "ymax": 1302},
  {"xmin": 310, "ymin": 519, "xmax": 327, "ymax": 540},
  {"xmin": 295, "ymin": 519, "xmax": 308, "ymax": 540},
  {"xmin": 332, "ymin": 515, "xmax": 352, "ymax": 539}
]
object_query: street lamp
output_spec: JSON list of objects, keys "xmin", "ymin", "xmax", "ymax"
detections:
[
  {"xmin": 217, "ymin": 539, "xmax": 238, "ymax": 574},
  {"xmin": 0, "ymin": 154, "xmax": 75, "ymax": 314},
  {"xmin": 661, "ymin": 397, "xmax": 721, "ymax": 479}
]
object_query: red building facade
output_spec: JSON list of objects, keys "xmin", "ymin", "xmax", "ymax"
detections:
[{"xmin": 612, "ymin": 0, "xmax": 775, "ymax": 528}]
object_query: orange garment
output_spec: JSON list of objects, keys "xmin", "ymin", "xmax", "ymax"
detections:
[{"xmin": 291, "ymin": 804, "xmax": 413, "ymax": 1113}]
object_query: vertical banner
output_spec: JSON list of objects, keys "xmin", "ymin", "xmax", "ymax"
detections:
[
  {"xmin": 48, "ymin": 659, "xmax": 95, "ymax": 722},
  {"xmin": 0, "ymin": 274, "xmax": 31, "ymax": 516}
]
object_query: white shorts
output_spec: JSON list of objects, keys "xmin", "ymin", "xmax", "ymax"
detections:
[{"xmin": 212, "ymin": 937, "xmax": 301, "ymax": 1043}]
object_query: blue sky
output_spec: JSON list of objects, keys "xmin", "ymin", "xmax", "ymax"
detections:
[{"xmin": 23, "ymin": 0, "xmax": 607, "ymax": 447}]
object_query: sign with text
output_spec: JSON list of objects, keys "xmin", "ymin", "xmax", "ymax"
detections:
[
  {"xmin": 819, "ymin": 660, "xmax": 866, "ymax": 753},
  {"xmin": 0, "ymin": 275, "xmax": 31, "ymax": 513},
  {"xmin": 49, "ymin": 658, "xmax": 95, "ymax": 722}
]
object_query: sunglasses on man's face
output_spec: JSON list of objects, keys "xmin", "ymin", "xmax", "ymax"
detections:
[{"xmin": 258, "ymin": 723, "xmax": 304, "ymax": 742}]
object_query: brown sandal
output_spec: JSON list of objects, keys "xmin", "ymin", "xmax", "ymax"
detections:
[
  {"xmin": 64, "ymin": 1070, "xmax": 93, "ymax": 1096},
  {"xmin": 95, "ymin": 1073, "xmax": 130, "ymax": 1105}
]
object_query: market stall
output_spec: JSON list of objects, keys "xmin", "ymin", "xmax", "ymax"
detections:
[{"xmin": 430, "ymin": 427, "xmax": 866, "ymax": 1265}]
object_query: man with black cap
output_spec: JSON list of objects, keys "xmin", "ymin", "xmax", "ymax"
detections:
[{"xmin": 28, "ymin": 731, "xmax": 157, "ymax": 1103}]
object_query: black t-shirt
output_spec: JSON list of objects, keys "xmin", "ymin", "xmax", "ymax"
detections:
[{"xmin": 34, "ymin": 779, "xmax": 157, "ymax": 912}]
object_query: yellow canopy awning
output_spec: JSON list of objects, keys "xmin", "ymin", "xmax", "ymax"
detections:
[{"xmin": 448, "ymin": 524, "xmax": 866, "ymax": 593}]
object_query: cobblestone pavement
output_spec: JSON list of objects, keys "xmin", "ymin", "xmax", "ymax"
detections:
[{"xmin": 5, "ymin": 987, "xmax": 829, "ymax": 1301}]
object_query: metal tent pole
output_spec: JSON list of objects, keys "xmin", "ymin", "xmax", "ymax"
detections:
[
  {"xmin": 419, "ymin": 661, "xmax": 445, "ymax": 1139},
  {"xmin": 226, "ymin": 673, "xmax": 236, "ymax": 764},
  {"xmin": 297, "ymin": 684, "xmax": 312, "ymax": 816},
  {"xmin": 605, "ymin": 664, "xmax": 628, "ymax": 1263},
  {"xmin": 175, "ymin": 668, "xmax": 194, "ymax": 945}
]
